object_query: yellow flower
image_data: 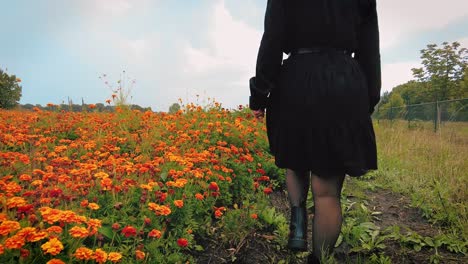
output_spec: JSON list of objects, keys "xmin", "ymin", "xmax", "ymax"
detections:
[
  {"xmin": 41, "ymin": 238, "xmax": 64, "ymax": 256},
  {"xmin": 46, "ymin": 259, "xmax": 66, "ymax": 264},
  {"xmin": 174, "ymin": 199, "xmax": 184, "ymax": 208},
  {"xmin": 108, "ymin": 252, "xmax": 123, "ymax": 263},
  {"xmin": 74, "ymin": 247, "xmax": 94, "ymax": 260},
  {"xmin": 69, "ymin": 226, "xmax": 89, "ymax": 238},
  {"xmin": 95, "ymin": 248, "xmax": 108, "ymax": 263},
  {"xmin": 88, "ymin": 203, "xmax": 100, "ymax": 210}
]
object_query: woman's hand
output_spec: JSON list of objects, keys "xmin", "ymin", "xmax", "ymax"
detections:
[{"xmin": 253, "ymin": 109, "xmax": 265, "ymax": 120}]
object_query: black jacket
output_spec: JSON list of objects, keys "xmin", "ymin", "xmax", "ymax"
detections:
[{"xmin": 250, "ymin": 0, "xmax": 381, "ymax": 112}]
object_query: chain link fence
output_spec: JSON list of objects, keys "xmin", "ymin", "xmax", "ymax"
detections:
[{"xmin": 373, "ymin": 98, "xmax": 468, "ymax": 132}]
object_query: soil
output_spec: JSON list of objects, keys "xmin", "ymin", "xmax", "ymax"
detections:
[{"xmin": 193, "ymin": 187, "xmax": 467, "ymax": 264}]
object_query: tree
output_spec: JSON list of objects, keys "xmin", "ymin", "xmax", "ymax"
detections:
[
  {"xmin": 168, "ymin": 103, "xmax": 181, "ymax": 113},
  {"xmin": 411, "ymin": 42, "xmax": 467, "ymax": 101},
  {"xmin": 0, "ymin": 68, "xmax": 22, "ymax": 109},
  {"xmin": 459, "ymin": 67, "xmax": 468, "ymax": 98},
  {"xmin": 378, "ymin": 92, "xmax": 406, "ymax": 119}
]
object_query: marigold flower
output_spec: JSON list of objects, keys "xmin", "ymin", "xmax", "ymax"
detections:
[
  {"xmin": 148, "ymin": 229, "xmax": 162, "ymax": 239},
  {"xmin": 148, "ymin": 203, "xmax": 171, "ymax": 216},
  {"xmin": 80, "ymin": 199, "xmax": 89, "ymax": 207},
  {"xmin": 88, "ymin": 203, "xmax": 100, "ymax": 210},
  {"xmin": 69, "ymin": 226, "xmax": 89, "ymax": 238},
  {"xmin": 46, "ymin": 226, "xmax": 63, "ymax": 235},
  {"xmin": 19, "ymin": 174, "xmax": 32, "ymax": 181},
  {"xmin": 173, "ymin": 199, "xmax": 184, "ymax": 208},
  {"xmin": 46, "ymin": 259, "xmax": 66, "ymax": 264},
  {"xmin": 177, "ymin": 238, "xmax": 188, "ymax": 247},
  {"xmin": 20, "ymin": 248, "xmax": 30, "ymax": 258},
  {"xmin": 0, "ymin": 220, "xmax": 21, "ymax": 236},
  {"xmin": 208, "ymin": 182, "xmax": 219, "ymax": 191},
  {"xmin": 263, "ymin": 187, "xmax": 273, "ymax": 195},
  {"xmin": 28, "ymin": 230, "xmax": 48, "ymax": 242},
  {"xmin": 250, "ymin": 213, "xmax": 258, "ymax": 219},
  {"xmin": 0, "ymin": 244, "xmax": 4, "ymax": 255},
  {"xmin": 74, "ymin": 247, "xmax": 94, "ymax": 260},
  {"xmin": 41, "ymin": 238, "xmax": 64, "ymax": 256},
  {"xmin": 95, "ymin": 248, "xmax": 108, "ymax": 263},
  {"xmin": 94, "ymin": 172, "xmax": 109, "ymax": 179},
  {"xmin": 108, "ymin": 252, "xmax": 122, "ymax": 262},
  {"xmin": 121, "ymin": 225, "xmax": 137, "ymax": 237},
  {"xmin": 214, "ymin": 206, "xmax": 226, "ymax": 218},
  {"xmin": 5, "ymin": 234, "xmax": 26, "ymax": 249},
  {"xmin": 112, "ymin": 223, "xmax": 120, "ymax": 231},
  {"xmin": 135, "ymin": 250, "xmax": 145, "ymax": 260},
  {"xmin": 100, "ymin": 177, "xmax": 113, "ymax": 191},
  {"xmin": 195, "ymin": 193, "xmax": 204, "ymax": 200}
]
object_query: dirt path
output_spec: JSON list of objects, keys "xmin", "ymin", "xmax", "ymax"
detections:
[{"xmin": 194, "ymin": 187, "xmax": 466, "ymax": 263}]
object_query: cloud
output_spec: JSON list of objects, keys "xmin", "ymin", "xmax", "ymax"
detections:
[
  {"xmin": 378, "ymin": 0, "xmax": 468, "ymax": 49},
  {"xmin": 381, "ymin": 61, "xmax": 421, "ymax": 93},
  {"xmin": 183, "ymin": 0, "xmax": 261, "ymax": 81}
]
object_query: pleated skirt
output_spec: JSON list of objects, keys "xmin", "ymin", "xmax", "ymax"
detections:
[{"xmin": 266, "ymin": 52, "xmax": 377, "ymax": 177}]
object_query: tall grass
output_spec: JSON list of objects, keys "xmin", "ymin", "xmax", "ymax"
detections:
[{"xmin": 373, "ymin": 120, "xmax": 467, "ymax": 239}]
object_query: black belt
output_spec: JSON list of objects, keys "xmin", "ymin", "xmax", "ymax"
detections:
[{"xmin": 289, "ymin": 48, "xmax": 352, "ymax": 56}]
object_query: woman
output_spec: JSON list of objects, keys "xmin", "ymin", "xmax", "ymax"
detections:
[{"xmin": 249, "ymin": 0, "xmax": 381, "ymax": 262}]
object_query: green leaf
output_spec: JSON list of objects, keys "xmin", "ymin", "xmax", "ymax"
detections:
[{"xmin": 99, "ymin": 225, "xmax": 115, "ymax": 240}]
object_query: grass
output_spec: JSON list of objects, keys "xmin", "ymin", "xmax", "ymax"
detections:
[{"xmin": 372, "ymin": 120, "xmax": 467, "ymax": 240}]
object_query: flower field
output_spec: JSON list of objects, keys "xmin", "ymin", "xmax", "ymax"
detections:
[{"xmin": 0, "ymin": 105, "xmax": 282, "ymax": 263}]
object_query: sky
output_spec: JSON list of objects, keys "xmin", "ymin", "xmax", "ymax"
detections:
[{"xmin": 1, "ymin": 0, "xmax": 468, "ymax": 112}]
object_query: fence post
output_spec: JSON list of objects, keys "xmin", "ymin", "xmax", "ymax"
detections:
[{"xmin": 434, "ymin": 101, "xmax": 440, "ymax": 133}]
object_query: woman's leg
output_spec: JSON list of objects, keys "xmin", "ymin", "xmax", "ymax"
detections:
[
  {"xmin": 286, "ymin": 169, "xmax": 310, "ymax": 206},
  {"xmin": 310, "ymin": 172, "xmax": 345, "ymax": 259},
  {"xmin": 286, "ymin": 169, "xmax": 310, "ymax": 251}
]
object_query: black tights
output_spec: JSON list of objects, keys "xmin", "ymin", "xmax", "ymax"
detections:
[{"xmin": 286, "ymin": 169, "xmax": 345, "ymax": 259}]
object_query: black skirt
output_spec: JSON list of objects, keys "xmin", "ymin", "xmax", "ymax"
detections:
[{"xmin": 266, "ymin": 52, "xmax": 377, "ymax": 177}]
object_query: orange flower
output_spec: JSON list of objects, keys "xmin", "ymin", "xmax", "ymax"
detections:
[
  {"xmin": 69, "ymin": 226, "xmax": 89, "ymax": 238},
  {"xmin": 5, "ymin": 234, "xmax": 26, "ymax": 249},
  {"xmin": 46, "ymin": 259, "xmax": 66, "ymax": 264},
  {"xmin": 95, "ymin": 248, "xmax": 108, "ymax": 263},
  {"xmin": 250, "ymin": 213, "xmax": 258, "ymax": 219},
  {"xmin": 74, "ymin": 247, "xmax": 94, "ymax": 260},
  {"xmin": 100, "ymin": 177, "xmax": 113, "ymax": 191},
  {"xmin": 80, "ymin": 199, "xmax": 89, "ymax": 207},
  {"xmin": 177, "ymin": 238, "xmax": 188, "ymax": 247},
  {"xmin": 214, "ymin": 206, "xmax": 226, "ymax": 218},
  {"xmin": 41, "ymin": 238, "xmax": 64, "ymax": 255},
  {"xmin": 88, "ymin": 203, "xmax": 100, "ymax": 210},
  {"xmin": 148, "ymin": 229, "xmax": 162, "ymax": 239},
  {"xmin": 195, "ymin": 193, "xmax": 204, "ymax": 200},
  {"xmin": 19, "ymin": 174, "xmax": 32, "ymax": 181},
  {"xmin": 135, "ymin": 250, "xmax": 145, "ymax": 260},
  {"xmin": 0, "ymin": 244, "xmax": 4, "ymax": 255},
  {"xmin": 46, "ymin": 226, "xmax": 63, "ymax": 235},
  {"xmin": 0, "ymin": 220, "xmax": 21, "ymax": 236},
  {"xmin": 108, "ymin": 252, "xmax": 123, "ymax": 262},
  {"xmin": 28, "ymin": 230, "xmax": 48, "ymax": 242},
  {"xmin": 148, "ymin": 203, "xmax": 171, "ymax": 216},
  {"xmin": 173, "ymin": 199, "xmax": 184, "ymax": 208}
]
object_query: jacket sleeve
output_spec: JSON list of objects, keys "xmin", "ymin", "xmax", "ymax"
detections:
[
  {"xmin": 249, "ymin": 0, "xmax": 285, "ymax": 110},
  {"xmin": 356, "ymin": 0, "xmax": 381, "ymax": 114}
]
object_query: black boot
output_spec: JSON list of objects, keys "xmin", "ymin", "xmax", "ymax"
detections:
[
  {"xmin": 307, "ymin": 252, "xmax": 320, "ymax": 264},
  {"xmin": 287, "ymin": 205, "xmax": 307, "ymax": 251}
]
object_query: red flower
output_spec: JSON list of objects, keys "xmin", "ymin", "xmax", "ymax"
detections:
[
  {"xmin": 208, "ymin": 182, "xmax": 219, "ymax": 192},
  {"xmin": 121, "ymin": 225, "xmax": 137, "ymax": 237},
  {"xmin": 112, "ymin": 223, "xmax": 120, "ymax": 231},
  {"xmin": 177, "ymin": 238, "xmax": 188, "ymax": 247},
  {"xmin": 263, "ymin": 187, "xmax": 273, "ymax": 195}
]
